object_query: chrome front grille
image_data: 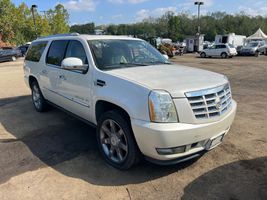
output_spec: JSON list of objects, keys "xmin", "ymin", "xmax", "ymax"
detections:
[{"xmin": 185, "ymin": 84, "xmax": 232, "ymax": 119}]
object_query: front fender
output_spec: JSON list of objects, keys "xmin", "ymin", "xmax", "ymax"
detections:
[{"xmin": 91, "ymin": 71, "xmax": 151, "ymax": 124}]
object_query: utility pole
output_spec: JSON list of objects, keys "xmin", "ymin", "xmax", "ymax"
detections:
[
  {"xmin": 194, "ymin": 1, "xmax": 204, "ymax": 34},
  {"xmin": 31, "ymin": 4, "xmax": 38, "ymax": 38}
]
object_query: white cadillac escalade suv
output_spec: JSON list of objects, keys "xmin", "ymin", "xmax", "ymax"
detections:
[{"xmin": 24, "ymin": 33, "xmax": 237, "ymax": 169}]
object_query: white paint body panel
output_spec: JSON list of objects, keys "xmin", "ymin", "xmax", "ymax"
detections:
[{"xmin": 24, "ymin": 34, "xmax": 237, "ymax": 162}]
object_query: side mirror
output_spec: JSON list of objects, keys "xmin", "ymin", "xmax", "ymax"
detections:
[{"xmin": 61, "ymin": 57, "xmax": 88, "ymax": 73}]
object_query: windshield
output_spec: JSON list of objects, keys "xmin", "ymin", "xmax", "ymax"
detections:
[
  {"xmin": 88, "ymin": 39, "xmax": 170, "ymax": 70},
  {"xmin": 246, "ymin": 42, "xmax": 258, "ymax": 48},
  {"xmin": 228, "ymin": 44, "xmax": 235, "ymax": 48}
]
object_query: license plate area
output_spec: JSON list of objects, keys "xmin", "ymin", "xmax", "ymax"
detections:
[{"xmin": 205, "ymin": 134, "xmax": 225, "ymax": 150}]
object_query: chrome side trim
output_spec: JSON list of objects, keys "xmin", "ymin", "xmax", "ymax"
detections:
[{"xmin": 44, "ymin": 87, "xmax": 90, "ymax": 108}]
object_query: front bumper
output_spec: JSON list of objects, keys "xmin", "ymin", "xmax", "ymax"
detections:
[
  {"xmin": 131, "ymin": 100, "xmax": 237, "ymax": 162},
  {"xmin": 229, "ymin": 52, "xmax": 237, "ymax": 56},
  {"xmin": 240, "ymin": 51, "xmax": 256, "ymax": 55}
]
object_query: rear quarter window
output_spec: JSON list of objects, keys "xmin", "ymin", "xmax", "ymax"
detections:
[{"xmin": 25, "ymin": 41, "xmax": 48, "ymax": 62}]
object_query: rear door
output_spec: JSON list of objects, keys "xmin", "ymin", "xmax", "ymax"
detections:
[
  {"xmin": 214, "ymin": 45, "xmax": 222, "ymax": 56},
  {"xmin": 220, "ymin": 44, "xmax": 228, "ymax": 55},
  {"xmin": 41, "ymin": 40, "xmax": 69, "ymax": 104},
  {"xmin": 56, "ymin": 39, "xmax": 93, "ymax": 121}
]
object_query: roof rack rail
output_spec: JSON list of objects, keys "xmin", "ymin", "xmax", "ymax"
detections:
[{"xmin": 37, "ymin": 33, "xmax": 80, "ymax": 40}]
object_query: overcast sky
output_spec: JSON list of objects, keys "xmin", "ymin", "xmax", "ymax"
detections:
[{"xmin": 12, "ymin": 0, "xmax": 267, "ymax": 25}]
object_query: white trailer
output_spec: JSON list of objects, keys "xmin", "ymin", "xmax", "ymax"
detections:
[{"xmin": 215, "ymin": 33, "xmax": 246, "ymax": 48}]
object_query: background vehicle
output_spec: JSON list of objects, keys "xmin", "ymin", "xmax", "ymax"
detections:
[
  {"xmin": 200, "ymin": 43, "xmax": 237, "ymax": 58},
  {"xmin": 0, "ymin": 47, "xmax": 21, "ymax": 62},
  {"xmin": 18, "ymin": 43, "xmax": 30, "ymax": 56},
  {"xmin": 24, "ymin": 34, "xmax": 236, "ymax": 170},
  {"xmin": 215, "ymin": 33, "xmax": 246, "ymax": 48},
  {"xmin": 257, "ymin": 44, "xmax": 267, "ymax": 55},
  {"xmin": 240, "ymin": 41, "xmax": 265, "ymax": 56}
]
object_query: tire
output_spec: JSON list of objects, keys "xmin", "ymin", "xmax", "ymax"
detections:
[
  {"xmin": 30, "ymin": 80, "xmax": 48, "ymax": 112},
  {"xmin": 96, "ymin": 110, "xmax": 141, "ymax": 170},
  {"xmin": 200, "ymin": 52, "xmax": 206, "ymax": 58},
  {"xmin": 221, "ymin": 52, "xmax": 228, "ymax": 59}
]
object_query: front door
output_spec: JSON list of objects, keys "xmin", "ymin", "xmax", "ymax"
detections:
[{"xmin": 56, "ymin": 40, "xmax": 93, "ymax": 121}]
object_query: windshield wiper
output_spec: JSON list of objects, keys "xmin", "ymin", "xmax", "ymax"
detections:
[
  {"xmin": 101, "ymin": 62, "xmax": 148, "ymax": 70},
  {"xmin": 144, "ymin": 61, "xmax": 171, "ymax": 65},
  {"xmin": 119, "ymin": 62, "xmax": 148, "ymax": 67}
]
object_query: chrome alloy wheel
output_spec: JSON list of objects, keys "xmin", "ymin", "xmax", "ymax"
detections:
[
  {"xmin": 32, "ymin": 85, "xmax": 42, "ymax": 109},
  {"xmin": 100, "ymin": 119, "xmax": 128, "ymax": 163}
]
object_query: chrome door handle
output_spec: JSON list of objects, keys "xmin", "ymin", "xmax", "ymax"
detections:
[{"xmin": 58, "ymin": 75, "xmax": 66, "ymax": 80}]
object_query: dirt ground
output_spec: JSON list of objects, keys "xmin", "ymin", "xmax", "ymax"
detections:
[{"xmin": 0, "ymin": 55, "xmax": 266, "ymax": 200}]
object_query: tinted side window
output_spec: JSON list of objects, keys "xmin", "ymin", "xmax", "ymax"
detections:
[
  {"xmin": 65, "ymin": 40, "xmax": 88, "ymax": 64},
  {"xmin": 25, "ymin": 41, "xmax": 48, "ymax": 62},
  {"xmin": 46, "ymin": 40, "xmax": 68, "ymax": 66},
  {"xmin": 220, "ymin": 45, "xmax": 226, "ymax": 48}
]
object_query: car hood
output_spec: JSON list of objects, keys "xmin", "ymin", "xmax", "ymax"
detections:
[{"xmin": 106, "ymin": 64, "xmax": 228, "ymax": 98}]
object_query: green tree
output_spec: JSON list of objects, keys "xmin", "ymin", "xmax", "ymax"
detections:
[
  {"xmin": 47, "ymin": 4, "xmax": 69, "ymax": 34},
  {"xmin": 70, "ymin": 22, "xmax": 95, "ymax": 34},
  {"xmin": 0, "ymin": 0, "xmax": 16, "ymax": 43}
]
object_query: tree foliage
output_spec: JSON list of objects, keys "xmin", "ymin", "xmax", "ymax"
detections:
[
  {"xmin": 70, "ymin": 23, "xmax": 95, "ymax": 34},
  {"xmin": 0, "ymin": 0, "xmax": 69, "ymax": 45},
  {"xmin": 70, "ymin": 11, "xmax": 267, "ymax": 42},
  {"xmin": 1, "ymin": 0, "xmax": 267, "ymax": 46}
]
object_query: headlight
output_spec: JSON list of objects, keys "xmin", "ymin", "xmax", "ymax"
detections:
[{"xmin": 148, "ymin": 90, "xmax": 178, "ymax": 123}]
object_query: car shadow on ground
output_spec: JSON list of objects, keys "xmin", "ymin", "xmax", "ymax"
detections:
[
  {"xmin": 0, "ymin": 95, "xmax": 200, "ymax": 186},
  {"xmin": 182, "ymin": 157, "xmax": 267, "ymax": 200}
]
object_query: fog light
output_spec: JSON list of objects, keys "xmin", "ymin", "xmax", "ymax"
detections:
[{"xmin": 156, "ymin": 146, "xmax": 186, "ymax": 155}]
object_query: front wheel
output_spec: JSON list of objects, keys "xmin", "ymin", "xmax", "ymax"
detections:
[
  {"xmin": 200, "ymin": 52, "xmax": 206, "ymax": 58},
  {"xmin": 96, "ymin": 110, "xmax": 140, "ymax": 170}
]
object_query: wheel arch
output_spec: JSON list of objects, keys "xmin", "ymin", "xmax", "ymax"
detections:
[
  {"xmin": 200, "ymin": 52, "xmax": 206, "ymax": 57},
  {"xmin": 29, "ymin": 75, "xmax": 38, "ymax": 88},
  {"xmin": 95, "ymin": 100, "xmax": 131, "ymax": 125}
]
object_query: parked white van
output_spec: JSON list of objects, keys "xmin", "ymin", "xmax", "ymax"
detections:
[{"xmin": 24, "ymin": 33, "xmax": 237, "ymax": 169}]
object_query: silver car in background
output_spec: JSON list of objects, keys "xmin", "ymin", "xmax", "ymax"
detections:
[{"xmin": 240, "ymin": 41, "xmax": 266, "ymax": 56}]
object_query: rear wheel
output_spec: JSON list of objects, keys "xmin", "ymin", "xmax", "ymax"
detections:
[
  {"xmin": 31, "ymin": 81, "xmax": 48, "ymax": 112},
  {"xmin": 96, "ymin": 110, "xmax": 140, "ymax": 170},
  {"xmin": 221, "ymin": 52, "xmax": 228, "ymax": 59},
  {"xmin": 200, "ymin": 52, "xmax": 206, "ymax": 58}
]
